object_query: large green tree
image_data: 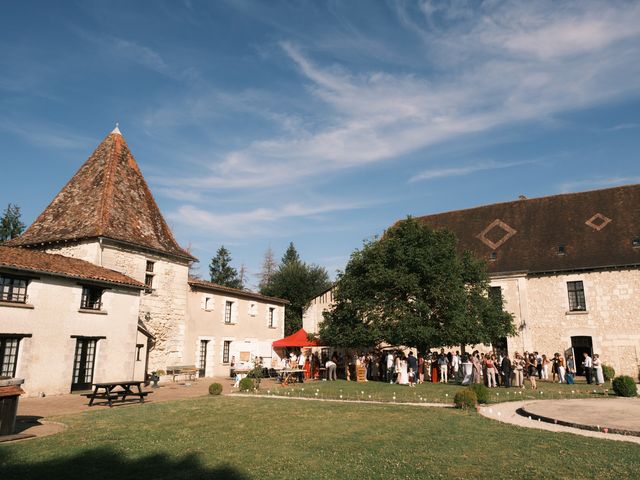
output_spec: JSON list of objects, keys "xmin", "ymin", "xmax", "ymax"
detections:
[
  {"xmin": 209, "ymin": 246, "xmax": 243, "ymax": 289},
  {"xmin": 260, "ymin": 243, "xmax": 331, "ymax": 335},
  {"xmin": 0, "ymin": 203, "xmax": 26, "ymax": 241},
  {"xmin": 320, "ymin": 217, "xmax": 514, "ymax": 351}
]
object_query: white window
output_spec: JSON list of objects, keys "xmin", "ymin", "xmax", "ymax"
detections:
[
  {"xmin": 248, "ymin": 302, "xmax": 257, "ymax": 316},
  {"xmin": 224, "ymin": 301, "xmax": 233, "ymax": 324},
  {"xmin": 201, "ymin": 296, "xmax": 214, "ymax": 311},
  {"xmin": 268, "ymin": 307, "xmax": 275, "ymax": 328}
]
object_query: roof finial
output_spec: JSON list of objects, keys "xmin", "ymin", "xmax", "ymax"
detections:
[{"xmin": 111, "ymin": 122, "xmax": 122, "ymax": 135}]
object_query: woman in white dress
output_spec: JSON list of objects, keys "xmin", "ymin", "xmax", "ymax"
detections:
[
  {"xmin": 593, "ymin": 354, "xmax": 605, "ymax": 385},
  {"xmin": 461, "ymin": 354, "xmax": 473, "ymax": 385},
  {"xmin": 398, "ymin": 357, "xmax": 409, "ymax": 385}
]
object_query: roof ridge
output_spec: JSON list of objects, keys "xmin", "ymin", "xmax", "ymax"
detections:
[
  {"xmin": 415, "ymin": 183, "xmax": 639, "ymax": 220},
  {"xmin": 98, "ymin": 132, "xmax": 120, "ymax": 235}
]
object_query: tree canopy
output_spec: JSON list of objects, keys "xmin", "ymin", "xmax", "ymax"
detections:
[
  {"xmin": 319, "ymin": 217, "xmax": 514, "ymax": 351},
  {"xmin": 0, "ymin": 203, "xmax": 26, "ymax": 241},
  {"xmin": 258, "ymin": 246, "xmax": 278, "ymax": 291},
  {"xmin": 260, "ymin": 242, "xmax": 331, "ymax": 335},
  {"xmin": 209, "ymin": 246, "xmax": 243, "ymax": 289}
]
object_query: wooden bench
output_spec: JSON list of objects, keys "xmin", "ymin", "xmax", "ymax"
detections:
[{"xmin": 166, "ymin": 365, "xmax": 199, "ymax": 383}]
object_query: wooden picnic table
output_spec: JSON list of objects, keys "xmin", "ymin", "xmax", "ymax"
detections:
[{"xmin": 83, "ymin": 380, "xmax": 151, "ymax": 407}]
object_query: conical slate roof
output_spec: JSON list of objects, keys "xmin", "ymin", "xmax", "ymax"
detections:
[{"xmin": 7, "ymin": 128, "xmax": 195, "ymax": 260}]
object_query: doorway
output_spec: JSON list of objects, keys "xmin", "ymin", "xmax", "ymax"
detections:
[
  {"xmin": 199, "ymin": 340, "xmax": 209, "ymax": 378},
  {"xmin": 570, "ymin": 336, "xmax": 593, "ymax": 376},
  {"xmin": 71, "ymin": 338, "xmax": 97, "ymax": 391}
]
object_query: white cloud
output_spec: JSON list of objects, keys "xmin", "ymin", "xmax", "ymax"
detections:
[
  {"xmin": 167, "ymin": 199, "xmax": 374, "ymax": 237},
  {"xmin": 558, "ymin": 176, "xmax": 640, "ymax": 193},
  {"xmin": 155, "ymin": 1, "xmax": 640, "ymax": 191},
  {"xmin": 0, "ymin": 120, "xmax": 95, "ymax": 150},
  {"xmin": 409, "ymin": 160, "xmax": 536, "ymax": 183}
]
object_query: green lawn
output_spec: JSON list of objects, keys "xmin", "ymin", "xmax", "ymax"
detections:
[
  {"xmin": 2, "ymin": 395, "xmax": 638, "ymax": 480},
  {"xmin": 249, "ymin": 378, "xmax": 614, "ymax": 404}
]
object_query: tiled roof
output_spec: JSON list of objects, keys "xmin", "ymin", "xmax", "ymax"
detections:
[
  {"xmin": 0, "ymin": 246, "xmax": 145, "ymax": 288},
  {"xmin": 412, "ymin": 184, "xmax": 640, "ymax": 275},
  {"xmin": 188, "ymin": 278, "xmax": 289, "ymax": 304},
  {"xmin": 5, "ymin": 129, "xmax": 195, "ymax": 261}
]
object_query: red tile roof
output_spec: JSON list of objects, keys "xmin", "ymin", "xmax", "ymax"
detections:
[
  {"xmin": 412, "ymin": 184, "xmax": 640, "ymax": 275},
  {"xmin": 5, "ymin": 130, "xmax": 195, "ymax": 261},
  {"xmin": 0, "ymin": 246, "xmax": 144, "ymax": 289},
  {"xmin": 188, "ymin": 278, "xmax": 289, "ymax": 304}
]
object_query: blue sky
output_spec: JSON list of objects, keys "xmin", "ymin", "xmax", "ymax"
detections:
[{"xmin": 1, "ymin": 0, "xmax": 639, "ymax": 287}]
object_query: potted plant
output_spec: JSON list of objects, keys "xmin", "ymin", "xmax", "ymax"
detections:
[{"xmin": 149, "ymin": 370, "xmax": 165, "ymax": 388}]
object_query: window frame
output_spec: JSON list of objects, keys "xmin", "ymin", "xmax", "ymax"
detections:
[
  {"xmin": 567, "ymin": 280, "xmax": 587, "ymax": 312},
  {"xmin": 224, "ymin": 301, "xmax": 233, "ymax": 324},
  {"xmin": 268, "ymin": 307, "xmax": 275, "ymax": 328},
  {"xmin": 80, "ymin": 285, "xmax": 104, "ymax": 310},
  {"xmin": 222, "ymin": 340, "xmax": 231, "ymax": 364},
  {"xmin": 0, "ymin": 336, "xmax": 21, "ymax": 377},
  {"xmin": 0, "ymin": 274, "xmax": 29, "ymax": 304},
  {"xmin": 144, "ymin": 261, "xmax": 155, "ymax": 294}
]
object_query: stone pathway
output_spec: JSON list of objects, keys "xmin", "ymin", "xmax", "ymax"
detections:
[{"xmin": 478, "ymin": 398, "xmax": 640, "ymax": 445}]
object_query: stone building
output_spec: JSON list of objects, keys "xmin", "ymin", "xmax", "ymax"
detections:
[
  {"xmin": 302, "ymin": 285, "xmax": 334, "ymax": 335},
  {"xmin": 417, "ymin": 185, "xmax": 640, "ymax": 379},
  {"xmin": 0, "ymin": 246, "xmax": 148, "ymax": 395},
  {"xmin": 305, "ymin": 185, "xmax": 640, "ymax": 379},
  {"xmin": 1, "ymin": 127, "xmax": 286, "ymax": 395}
]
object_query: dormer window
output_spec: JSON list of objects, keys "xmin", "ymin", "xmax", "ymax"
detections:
[
  {"xmin": 489, "ymin": 252, "xmax": 497, "ymax": 261},
  {"xmin": 0, "ymin": 275, "xmax": 28, "ymax": 303},
  {"xmin": 557, "ymin": 245, "xmax": 566, "ymax": 256},
  {"xmin": 81, "ymin": 285, "xmax": 103, "ymax": 310},
  {"xmin": 633, "ymin": 237, "xmax": 640, "ymax": 248}
]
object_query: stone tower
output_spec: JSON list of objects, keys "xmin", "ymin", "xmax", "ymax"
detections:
[{"xmin": 7, "ymin": 126, "xmax": 197, "ymax": 369}]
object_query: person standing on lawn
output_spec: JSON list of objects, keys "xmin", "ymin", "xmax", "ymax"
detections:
[
  {"xmin": 583, "ymin": 352, "xmax": 593, "ymax": 384},
  {"xmin": 407, "ymin": 351, "xmax": 418, "ymax": 382},
  {"xmin": 526, "ymin": 354, "xmax": 537, "ymax": 389},
  {"xmin": 451, "ymin": 351, "xmax": 460, "ymax": 382},
  {"xmin": 501, "ymin": 354, "xmax": 512, "ymax": 388},
  {"xmin": 513, "ymin": 353, "xmax": 524, "ymax": 388},
  {"xmin": 593, "ymin": 354, "xmax": 605, "ymax": 385},
  {"xmin": 565, "ymin": 354, "xmax": 576, "ymax": 384},
  {"xmin": 557, "ymin": 354, "xmax": 566, "ymax": 383},
  {"xmin": 471, "ymin": 351, "xmax": 482, "ymax": 384},
  {"xmin": 484, "ymin": 354, "xmax": 497, "ymax": 388},
  {"xmin": 438, "ymin": 350, "xmax": 449, "ymax": 383},
  {"xmin": 535, "ymin": 351, "xmax": 543, "ymax": 379},
  {"xmin": 417, "ymin": 353, "xmax": 425, "ymax": 384}
]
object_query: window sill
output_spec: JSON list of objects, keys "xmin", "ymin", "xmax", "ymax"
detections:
[
  {"xmin": 78, "ymin": 309, "xmax": 108, "ymax": 315},
  {"xmin": 566, "ymin": 310, "xmax": 588, "ymax": 315},
  {"xmin": 224, "ymin": 322, "xmax": 237, "ymax": 325},
  {"xmin": 0, "ymin": 301, "xmax": 34, "ymax": 309},
  {"xmin": 268, "ymin": 326, "xmax": 278, "ymax": 329}
]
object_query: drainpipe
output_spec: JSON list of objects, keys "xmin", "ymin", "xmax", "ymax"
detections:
[{"xmin": 98, "ymin": 237, "xmax": 104, "ymax": 267}]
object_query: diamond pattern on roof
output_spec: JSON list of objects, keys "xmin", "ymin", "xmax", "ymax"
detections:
[
  {"xmin": 585, "ymin": 213, "xmax": 612, "ymax": 231},
  {"xmin": 476, "ymin": 219, "xmax": 517, "ymax": 250}
]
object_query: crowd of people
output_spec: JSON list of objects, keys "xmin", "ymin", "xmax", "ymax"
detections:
[{"xmin": 276, "ymin": 348, "xmax": 607, "ymax": 387}]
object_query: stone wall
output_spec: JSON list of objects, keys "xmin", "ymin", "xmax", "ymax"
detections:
[
  {"xmin": 45, "ymin": 239, "xmax": 190, "ymax": 370},
  {"xmin": 494, "ymin": 268, "xmax": 640, "ymax": 378}
]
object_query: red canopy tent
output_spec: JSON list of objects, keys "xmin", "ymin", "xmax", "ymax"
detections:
[{"xmin": 272, "ymin": 328, "xmax": 319, "ymax": 347}]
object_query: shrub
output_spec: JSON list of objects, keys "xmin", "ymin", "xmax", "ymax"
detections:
[
  {"xmin": 239, "ymin": 377, "xmax": 254, "ymax": 392},
  {"xmin": 602, "ymin": 364, "xmax": 615, "ymax": 382},
  {"xmin": 208, "ymin": 383, "xmax": 223, "ymax": 395},
  {"xmin": 612, "ymin": 376, "xmax": 637, "ymax": 397},
  {"xmin": 454, "ymin": 389, "xmax": 478, "ymax": 409},
  {"xmin": 469, "ymin": 383, "xmax": 490, "ymax": 404}
]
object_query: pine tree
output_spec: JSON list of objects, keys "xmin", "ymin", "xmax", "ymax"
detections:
[
  {"xmin": 281, "ymin": 242, "xmax": 300, "ymax": 265},
  {"xmin": 0, "ymin": 203, "xmax": 26, "ymax": 241},
  {"xmin": 258, "ymin": 246, "xmax": 278, "ymax": 291},
  {"xmin": 238, "ymin": 263, "xmax": 248, "ymax": 290},
  {"xmin": 209, "ymin": 246, "xmax": 243, "ymax": 289}
]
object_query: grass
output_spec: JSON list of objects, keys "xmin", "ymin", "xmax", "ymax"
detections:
[
  {"xmin": 2, "ymin": 395, "xmax": 638, "ymax": 479},
  {"xmin": 247, "ymin": 378, "xmax": 615, "ymax": 404}
]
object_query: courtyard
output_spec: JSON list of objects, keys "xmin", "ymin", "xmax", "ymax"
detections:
[{"xmin": 2, "ymin": 380, "xmax": 639, "ymax": 480}]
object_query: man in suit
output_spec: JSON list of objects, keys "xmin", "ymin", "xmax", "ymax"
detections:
[{"xmin": 583, "ymin": 352, "xmax": 593, "ymax": 384}]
